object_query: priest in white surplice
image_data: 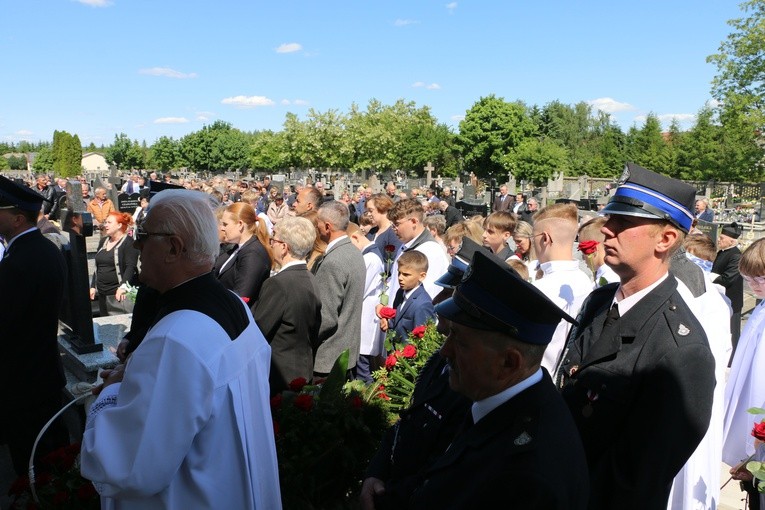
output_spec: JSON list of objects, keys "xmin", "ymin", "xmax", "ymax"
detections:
[{"xmin": 81, "ymin": 190, "xmax": 281, "ymax": 510}]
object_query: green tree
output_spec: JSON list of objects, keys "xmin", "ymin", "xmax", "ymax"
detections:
[
  {"xmin": 34, "ymin": 145, "xmax": 54, "ymax": 173},
  {"xmin": 676, "ymin": 107, "xmax": 721, "ymax": 181},
  {"xmin": 7, "ymin": 155, "xmax": 27, "ymax": 170},
  {"xmin": 502, "ymin": 137, "xmax": 570, "ymax": 186},
  {"xmin": 106, "ymin": 133, "xmax": 133, "ymax": 169},
  {"xmin": 250, "ymin": 130, "xmax": 287, "ymax": 171},
  {"xmin": 707, "ymin": 0, "xmax": 765, "ymax": 127},
  {"xmin": 180, "ymin": 121, "xmax": 249, "ymax": 173},
  {"xmin": 457, "ymin": 95, "xmax": 536, "ymax": 178},
  {"xmin": 151, "ymin": 136, "xmax": 180, "ymax": 172},
  {"xmin": 625, "ymin": 114, "xmax": 668, "ymax": 171}
]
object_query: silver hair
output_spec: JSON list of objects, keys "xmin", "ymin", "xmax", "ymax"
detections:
[
  {"xmin": 148, "ymin": 189, "xmax": 219, "ymax": 266},
  {"xmin": 317, "ymin": 200, "xmax": 350, "ymax": 232},
  {"xmin": 275, "ymin": 216, "xmax": 316, "ymax": 260}
]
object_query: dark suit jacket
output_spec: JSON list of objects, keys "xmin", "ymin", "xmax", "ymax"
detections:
[
  {"xmin": 91, "ymin": 234, "xmax": 140, "ymax": 291},
  {"xmin": 389, "ymin": 285, "xmax": 435, "ymax": 344},
  {"xmin": 558, "ymin": 278, "xmax": 715, "ymax": 509},
  {"xmin": 253, "ymin": 264, "xmax": 321, "ymax": 394},
  {"xmin": 398, "ymin": 371, "xmax": 589, "ymax": 510},
  {"xmin": 0, "ymin": 229, "xmax": 66, "ymax": 407},
  {"xmin": 215, "ymin": 236, "xmax": 271, "ymax": 306},
  {"xmin": 492, "ymin": 194, "xmax": 514, "ymax": 212},
  {"xmin": 696, "ymin": 208, "xmax": 714, "ymax": 222},
  {"xmin": 712, "ymin": 246, "xmax": 743, "ymax": 312},
  {"xmin": 519, "ymin": 206, "xmax": 535, "ymax": 225},
  {"xmin": 442, "ymin": 206, "xmax": 462, "ymax": 228}
]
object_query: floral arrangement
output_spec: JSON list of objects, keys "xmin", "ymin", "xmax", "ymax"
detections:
[
  {"xmin": 8, "ymin": 443, "xmax": 99, "ymax": 510},
  {"xmin": 371, "ymin": 321, "xmax": 445, "ymax": 417},
  {"xmin": 271, "ymin": 351, "xmax": 390, "ymax": 509},
  {"xmin": 745, "ymin": 407, "xmax": 765, "ymax": 493},
  {"xmin": 378, "ymin": 244, "xmax": 397, "ymax": 306}
]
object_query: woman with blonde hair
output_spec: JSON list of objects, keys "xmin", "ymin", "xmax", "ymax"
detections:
[
  {"xmin": 443, "ymin": 221, "xmax": 484, "ymax": 258},
  {"xmin": 214, "ymin": 201, "xmax": 272, "ymax": 306},
  {"xmin": 90, "ymin": 211, "xmax": 140, "ymax": 316}
]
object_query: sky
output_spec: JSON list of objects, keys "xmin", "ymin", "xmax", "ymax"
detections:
[{"xmin": 0, "ymin": 0, "xmax": 746, "ymax": 147}]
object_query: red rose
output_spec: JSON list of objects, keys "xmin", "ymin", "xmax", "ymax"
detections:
[
  {"xmin": 752, "ymin": 421, "xmax": 765, "ymax": 441},
  {"xmin": 385, "ymin": 354, "xmax": 398, "ymax": 370},
  {"xmin": 380, "ymin": 307, "xmax": 397, "ymax": 319},
  {"xmin": 350, "ymin": 395, "xmax": 363, "ymax": 409},
  {"xmin": 402, "ymin": 344, "xmax": 417, "ymax": 358},
  {"xmin": 293, "ymin": 393, "xmax": 314, "ymax": 412},
  {"xmin": 411, "ymin": 326, "xmax": 426, "ymax": 339},
  {"xmin": 378, "ymin": 392, "xmax": 391, "ymax": 401},
  {"xmin": 289, "ymin": 377, "xmax": 308, "ymax": 392},
  {"xmin": 577, "ymin": 240, "xmax": 599, "ymax": 256},
  {"xmin": 241, "ymin": 296, "xmax": 250, "ymax": 304},
  {"xmin": 385, "ymin": 244, "xmax": 396, "ymax": 253},
  {"xmin": 270, "ymin": 394, "xmax": 283, "ymax": 410}
]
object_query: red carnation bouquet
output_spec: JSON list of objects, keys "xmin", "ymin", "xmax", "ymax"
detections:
[
  {"xmin": 270, "ymin": 351, "xmax": 389, "ymax": 509},
  {"xmin": 371, "ymin": 321, "xmax": 444, "ymax": 418}
]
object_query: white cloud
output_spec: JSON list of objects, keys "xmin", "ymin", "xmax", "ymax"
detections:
[
  {"xmin": 276, "ymin": 43, "xmax": 302, "ymax": 54},
  {"xmin": 196, "ymin": 111, "xmax": 215, "ymax": 121},
  {"xmin": 587, "ymin": 97, "xmax": 636, "ymax": 114},
  {"xmin": 394, "ymin": 19, "xmax": 418, "ymax": 27},
  {"xmin": 426, "ymin": 83, "xmax": 441, "ymax": 90},
  {"xmin": 412, "ymin": 81, "xmax": 426, "ymax": 88},
  {"xmin": 446, "ymin": 2, "xmax": 457, "ymax": 13},
  {"xmin": 15, "ymin": 129, "xmax": 33, "ymax": 136},
  {"xmin": 154, "ymin": 117, "xmax": 189, "ymax": 124},
  {"xmin": 139, "ymin": 67, "xmax": 198, "ymax": 79},
  {"xmin": 451, "ymin": 114, "xmax": 465, "ymax": 122},
  {"xmin": 412, "ymin": 82, "xmax": 440, "ymax": 90},
  {"xmin": 221, "ymin": 95, "xmax": 275, "ymax": 108},
  {"xmin": 281, "ymin": 99, "xmax": 292, "ymax": 106},
  {"xmin": 293, "ymin": 99, "xmax": 309, "ymax": 106},
  {"xmin": 74, "ymin": 0, "xmax": 113, "ymax": 7}
]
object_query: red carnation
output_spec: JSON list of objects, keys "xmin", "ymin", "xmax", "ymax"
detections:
[
  {"xmin": 385, "ymin": 244, "xmax": 396, "ymax": 253},
  {"xmin": 402, "ymin": 344, "xmax": 417, "ymax": 359},
  {"xmin": 378, "ymin": 391, "xmax": 391, "ymax": 401},
  {"xmin": 385, "ymin": 354, "xmax": 398, "ymax": 370},
  {"xmin": 411, "ymin": 325, "xmax": 426, "ymax": 339},
  {"xmin": 577, "ymin": 240, "xmax": 599, "ymax": 256},
  {"xmin": 293, "ymin": 393, "xmax": 314, "ymax": 412},
  {"xmin": 379, "ymin": 307, "xmax": 397, "ymax": 319},
  {"xmin": 289, "ymin": 377, "xmax": 308, "ymax": 392},
  {"xmin": 270, "ymin": 394, "xmax": 283, "ymax": 410},
  {"xmin": 350, "ymin": 395, "xmax": 363, "ymax": 409},
  {"xmin": 752, "ymin": 421, "xmax": 765, "ymax": 441}
]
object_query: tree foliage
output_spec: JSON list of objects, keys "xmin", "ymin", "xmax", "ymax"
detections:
[
  {"xmin": 51, "ymin": 130, "xmax": 82, "ymax": 177},
  {"xmin": 502, "ymin": 137, "xmax": 570, "ymax": 186}
]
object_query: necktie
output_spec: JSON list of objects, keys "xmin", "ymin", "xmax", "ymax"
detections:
[
  {"xmin": 392, "ymin": 288, "xmax": 405, "ymax": 309},
  {"xmin": 603, "ymin": 304, "xmax": 620, "ymax": 330}
]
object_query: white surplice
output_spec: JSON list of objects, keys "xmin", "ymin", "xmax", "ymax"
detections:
[
  {"xmin": 668, "ymin": 278, "xmax": 731, "ymax": 510},
  {"xmin": 81, "ymin": 307, "xmax": 281, "ymax": 510},
  {"xmin": 723, "ymin": 300, "xmax": 765, "ymax": 467},
  {"xmin": 360, "ymin": 246, "xmax": 384, "ymax": 356}
]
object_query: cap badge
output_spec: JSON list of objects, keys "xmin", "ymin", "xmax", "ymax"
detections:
[
  {"xmin": 513, "ymin": 431, "xmax": 532, "ymax": 446},
  {"xmin": 677, "ymin": 324, "xmax": 690, "ymax": 336},
  {"xmin": 618, "ymin": 165, "xmax": 631, "ymax": 186}
]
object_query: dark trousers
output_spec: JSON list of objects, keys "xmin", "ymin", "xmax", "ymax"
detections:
[
  {"xmin": 4, "ymin": 393, "xmax": 69, "ymax": 476},
  {"xmin": 742, "ymin": 479, "xmax": 761, "ymax": 510}
]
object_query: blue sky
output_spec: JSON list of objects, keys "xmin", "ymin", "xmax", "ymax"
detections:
[{"xmin": 0, "ymin": 0, "xmax": 744, "ymax": 147}]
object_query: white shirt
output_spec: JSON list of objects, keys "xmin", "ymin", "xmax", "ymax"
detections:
[
  {"xmin": 81, "ymin": 304, "xmax": 281, "ymax": 510},
  {"xmin": 594, "ymin": 264, "xmax": 620, "ymax": 289},
  {"xmin": 472, "ymin": 369, "xmax": 543, "ymax": 423},
  {"xmin": 359, "ymin": 247, "xmax": 384, "ymax": 355},
  {"xmin": 611, "ymin": 272, "xmax": 668, "ymax": 316},
  {"xmin": 533, "ymin": 260, "xmax": 593, "ymax": 374},
  {"xmin": 388, "ymin": 232, "xmax": 450, "ymax": 300}
]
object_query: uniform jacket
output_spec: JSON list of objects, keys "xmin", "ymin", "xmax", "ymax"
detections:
[
  {"xmin": 712, "ymin": 246, "xmax": 743, "ymax": 312},
  {"xmin": 389, "ymin": 284, "xmax": 435, "ymax": 345},
  {"xmin": 313, "ymin": 237, "xmax": 366, "ymax": 372},
  {"xmin": 0, "ymin": 229, "xmax": 66, "ymax": 406},
  {"xmin": 558, "ymin": 278, "xmax": 716, "ymax": 510},
  {"xmin": 442, "ymin": 205, "xmax": 463, "ymax": 228},
  {"xmin": 215, "ymin": 236, "xmax": 271, "ymax": 306},
  {"xmin": 253, "ymin": 264, "xmax": 321, "ymax": 394},
  {"xmin": 368, "ymin": 355, "xmax": 471, "ymax": 499},
  {"xmin": 401, "ymin": 370, "xmax": 589, "ymax": 510}
]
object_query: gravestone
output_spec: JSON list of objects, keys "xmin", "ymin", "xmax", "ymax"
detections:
[
  {"xmin": 463, "ymin": 184, "xmax": 477, "ymax": 200},
  {"xmin": 508, "ymin": 173, "xmax": 517, "ymax": 195},
  {"xmin": 106, "ymin": 166, "xmax": 121, "ymax": 205},
  {"xmin": 368, "ymin": 174, "xmax": 382, "ymax": 193},
  {"xmin": 59, "ymin": 180, "xmax": 101, "ymax": 354},
  {"xmin": 548, "ymin": 173, "xmax": 564, "ymax": 194},
  {"xmin": 117, "ymin": 192, "xmax": 140, "ymax": 214},
  {"xmin": 424, "ymin": 162, "xmax": 435, "ymax": 187}
]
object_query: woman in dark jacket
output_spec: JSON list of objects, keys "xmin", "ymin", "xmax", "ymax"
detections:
[
  {"xmin": 90, "ymin": 211, "xmax": 140, "ymax": 316},
  {"xmin": 214, "ymin": 201, "xmax": 272, "ymax": 307}
]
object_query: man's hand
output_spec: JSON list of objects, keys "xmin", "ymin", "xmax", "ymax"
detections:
[
  {"xmin": 375, "ymin": 304, "xmax": 384, "ymax": 319},
  {"xmin": 89, "ymin": 288, "xmax": 96, "ymax": 300},
  {"xmin": 92, "ymin": 364, "xmax": 125, "ymax": 395},
  {"xmin": 730, "ymin": 463, "xmax": 754, "ymax": 482},
  {"xmin": 359, "ymin": 477, "xmax": 385, "ymax": 510},
  {"xmin": 380, "ymin": 318, "xmax": 389, "ymax": 332},
  {"xmin": 116, "ymin": 339, "xmax": 130, "ymax": 363}
]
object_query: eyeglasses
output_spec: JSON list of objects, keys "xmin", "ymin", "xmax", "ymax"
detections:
[
  {"xmin": 743, "ymin": 275, "xmax": 765, "ymax": 285},
  {"xmin": 269, "ymin": 237, "xmax": 287, "ymax": 247},
  {"xmin": 393, "ymin": 217, "xmax": 413, "ymax": 230},
  {"xmin": 447, "ymin": 241, "xmax": 462, "ymax": 254},
  {"xmin": 134, "ymin": 227, "xmax": 175, "ymax": 243}
]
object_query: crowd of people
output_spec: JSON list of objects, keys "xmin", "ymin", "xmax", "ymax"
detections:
[{"xmin": 1, "ymin": 163, "xmax": 764, "ymax": 509}]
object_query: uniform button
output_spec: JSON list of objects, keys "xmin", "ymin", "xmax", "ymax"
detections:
[{"xmin": 669, "ymin": 304, "xmax": 677, "ymax": 311}]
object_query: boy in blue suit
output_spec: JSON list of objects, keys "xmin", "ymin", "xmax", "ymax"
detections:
[{"xmin": 381, "ymin": 250, "xmax": 436, "ymax": 346}]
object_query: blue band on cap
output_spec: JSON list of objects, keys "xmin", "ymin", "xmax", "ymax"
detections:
[{"xmin": 613, "ymin": 183, "xmax": 693, "ymax": 231}]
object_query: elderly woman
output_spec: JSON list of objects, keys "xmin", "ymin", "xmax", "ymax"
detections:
[
  {"xmin": 253, "ymin": 216, "xmax": 321, "ymax": 395},
  {"xmin": 214, "ymin": 202, "xmax": 272, "ymax": 306},
  {"xmin": 90, "ymin": 211, "xmax": 140, "ymax": 316},
  {"xmin": 267, "ymin": 189, "xmax": 289, "ymax": 225}
]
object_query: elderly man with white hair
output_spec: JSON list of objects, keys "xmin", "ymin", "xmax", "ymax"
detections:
[{"xmin": 81, "ymin": 189, "xmax": 281, "ymax": 510}]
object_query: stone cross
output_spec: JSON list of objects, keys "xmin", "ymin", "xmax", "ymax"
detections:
[{"xmin": 424, "ymin": 161, "xmax": 435, "ymax": 186}]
